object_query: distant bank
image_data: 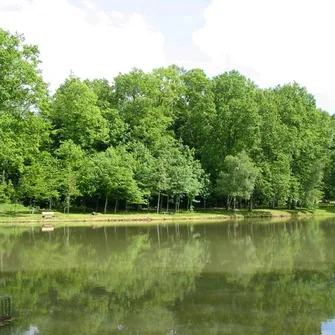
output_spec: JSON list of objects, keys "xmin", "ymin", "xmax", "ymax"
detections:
[{"xmin": 0, "ymin": 206, "xmax": 334, "ymax": 226}]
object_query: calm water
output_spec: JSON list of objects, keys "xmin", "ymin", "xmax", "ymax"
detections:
[{"xmin": 1, "ymin": 218, "xmax": 335, "ymax": 334}]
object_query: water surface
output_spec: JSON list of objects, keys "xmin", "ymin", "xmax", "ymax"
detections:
[{"xmin": 1, "ymin": 218, "xmax": 335, "ymax": 334}]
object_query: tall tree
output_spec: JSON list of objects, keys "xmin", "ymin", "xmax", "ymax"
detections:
[
  {"xmin": 216, "ymin": 151, "xmax": 258, "ymax": 210},
  {"xmin": 19, "ymin": 152, "xmax": 60, "ymax": 211},
  {"xmin": 204, "ymin": 71, "xmax": 261, "ymax": 180},
  {"xmin": 84, "ymin": 79, "xmax": 128, "ymax": 147},
  {"xmin": 0, "ymin": 28, "xmax": 50, "ymax": 203},
  {"xmin": 50, "ymin": 77, "xmax": 109, "ymax": 150},
  {"xmin": 92, "ymin": 146, "xmax": 142, "ymax": 213},
  {"xmin": 0, "ymin": 28, "xmax": 48, "ymax": 115},
  {"xmin": 176, "ymin": 69, "xmax": 216, "ymax": 154},
  {"xmin": 56, "ymin": 141, "xmax": 84, "ymax": 213}
]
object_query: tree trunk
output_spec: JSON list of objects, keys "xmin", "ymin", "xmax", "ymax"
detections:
[
  {"xmin": 166, "ymin": 194, "xmax": 169, "ymax": 212},
  {"xmin": 177, "ymin": 195, "xmax": 180, "ymax": 213},
  {"xmin": 288, "ymin": 199, "xmax": 295, "ymax": 210},
  {"xmin": 292, "ymin": 199, "xmax": 296, "ymax": 210},
  {"xmin": 49, "ymin": 196, "xmax": 52, "ymax": 210},
  {"xmin": 187, "ymin": 197, "xmax": 189, "ymax": 211},
  {"xmin": 66, "ymin": 196, "xmax": 70, "ymax": 214},
  {"xmin": 226, "ymin": 196, "xmax": 230, "ymax": 211},
  {"xmin": 104, "ymin": 194, "xmax": 108, "ymax": 214},
  {"xmin": 160, "ymin": 194, "xmax": 164, "ymax": 213},
  {"xmin": 114, "ymin": 199, "xmax": 118, "ymax": 213},
  {"xmin": 204, "ymin": 198, "xmax": 206, "ymax": 210},
  {"xmin": 249, "ymin": 196, "xmax": 253, "ymax": 212},
  {"xmin": 157, "ymin": 192, "xmax": 161, "ymax": 214},
  {"xmin": 233, "ymin": 197, "xmax": 236, "ymax": 210},
  {"xmin": 96, "ymin": 196, "xmax": 99, "ymax": 212}
]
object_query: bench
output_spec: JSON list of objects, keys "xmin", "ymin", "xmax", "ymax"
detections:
[
  {"xmin": 42, "ymin": 224, "xmax": 55, "ymax": 232},
  {"xmin": 42, "ymin": 211, "xmax": 55, "ymax": 218}
]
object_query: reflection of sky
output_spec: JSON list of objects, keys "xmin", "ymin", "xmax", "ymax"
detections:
[
  {"xmin": 322, "ymin": 318, "xmax": 335, "ymax": 335},
  {"xmin": 23, "ymin": 325, "xmax": 39, "ymax": 335},
  {"xmin": 10, "ymin": 325, "xmax": 40, "ymax": 335}
]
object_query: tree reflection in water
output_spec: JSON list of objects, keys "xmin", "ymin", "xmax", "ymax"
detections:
[
  {"xmin": 1, "ymin": 219, "xmax": 335, "ymax": 334},
  {"xmin": 0, "ymin": 224, "xmax": 208, "ymax": 334}
]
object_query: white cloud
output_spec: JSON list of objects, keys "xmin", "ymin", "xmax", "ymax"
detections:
[
  {"xmin": 0, "ymin": 0, "xmax": 166, "ymax": 90},
  {"xmin": 193, "ymin": 0, "xmax": 335, "ymax": 112}
]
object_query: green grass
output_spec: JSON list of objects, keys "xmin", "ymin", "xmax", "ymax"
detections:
[
  {"xmin": 0, "ymin": 203, "xmax": 30, "ymax": 213},
  {"xmin": 0, "ymin": 203, "xmax": 327, "ymax": 226},
  {"xmin": 313, "ymin": 204, "xmax": 335, "ymax": 217}
]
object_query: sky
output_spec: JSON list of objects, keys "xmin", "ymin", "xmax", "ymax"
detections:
[
  {"xmin": 322, "ymin": 317, "xmax": 335, "ymax": 335},
  {"xmin": 0, "ymin": 0, "xmax": 334, "ymax": 113}
]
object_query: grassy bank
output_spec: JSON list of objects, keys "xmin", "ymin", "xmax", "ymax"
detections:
[{"xmin": 0, "ymin": 204, "xmax": 331, "ymax": 226}]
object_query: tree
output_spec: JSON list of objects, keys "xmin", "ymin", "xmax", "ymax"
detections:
[
  {"xmin": 176, "ymin": 68, "xmax": 216, "ymax": 154},
  {"xmin": 150, "ymin": 139, "xmax": 205, "ymax": 213},
  {"xmin": 274, "ymin": 84, "xmax": 332, "ymax": 207},
  {"xmin": 130, "ymin": 142, "xmax": 157, "ymax": 207},
  {"xmin": 84, "ymin": 79, "xmax": 129, "ymax": 147},
  {"xmin": 19, "ymin": 152, "xmax": 60, "ymax": 211},
  {"xmin": 50, "ymin": 77, "xmax": 109, "ymax": 150},
  {"xmin": 209, "ymin": 71, "xmax": 261, "ymax": 174},
  {"xmin": 92, "ymin": 146, "xmax": 142, "ymax": 213},
  {"xmin": 0, "ymin": 28, "xmax": 48, "ymax": 115},
  {"xmin": 113, "ymin": 68, "xmax": 177, "ymax": 148},
  {"xmin": 56, "ymin": 141, "xmax": 84, "ymax": 213},
  {"xmin": 217, "ymin": 151, "xmax": 258, "ymax": 210},
  {"xmin": 0, "ymin": 29, "xmax": 50, "ymax": 206}
]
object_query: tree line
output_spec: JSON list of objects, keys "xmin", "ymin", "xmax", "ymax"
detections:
[{"xmin": 0, "ymin": 28, "xmax": 334, "ymax": 213}]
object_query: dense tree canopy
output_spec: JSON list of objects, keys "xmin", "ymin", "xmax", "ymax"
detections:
[{"xmin": 0, "ymin": 27, "xmax": 334, "ymax": 212}]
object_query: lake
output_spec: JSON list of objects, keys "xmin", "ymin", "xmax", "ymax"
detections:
[{"xmin": 1, "ymin": 218, "xmax": 335, "ymax": 334}]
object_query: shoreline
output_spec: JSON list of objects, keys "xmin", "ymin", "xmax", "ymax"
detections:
[{"xmin": 0, "ymin": 207, "xmax": 332, "ymax": 226}]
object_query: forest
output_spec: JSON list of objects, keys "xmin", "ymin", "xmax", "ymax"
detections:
[{"xmin": 1, "ymin": 28, "xmax": 334, "ymax": 213}]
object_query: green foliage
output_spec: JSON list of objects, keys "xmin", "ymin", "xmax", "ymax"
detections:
[
  {"xmin": 92, "ymin": 146, "xmax": 143, "ymax": 209},
  {"xmin": 0, "ymin": 27, "xmax": 333, "ymax": 211},
  {"xmin": 84, "ymin": 78, "xmax": 128, "ymax": 146},
  {"xmin": 0, "ymin": 28, "xmax": 48, "ymax": 115},
  {"xmin": 217, "ymin": 151, "xmax": 258, "ymax": 201},
  {"xmin": 51, "ymin": 77, "xmax": 109, "ymax": 149},
  {"xmin": 0, "ymin": 179, "xmax": 15, "ymax": 204},
  {"xmin": 19, "ymin": 151, "xmax": 60, "ymax": 206},
  {"xmin": 210, "ymin": 71, "xmax": 260, "ymax": 165},
  {"xmin": 56, "ymin": 141, "xmax": 85, "ymax": 213}
]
